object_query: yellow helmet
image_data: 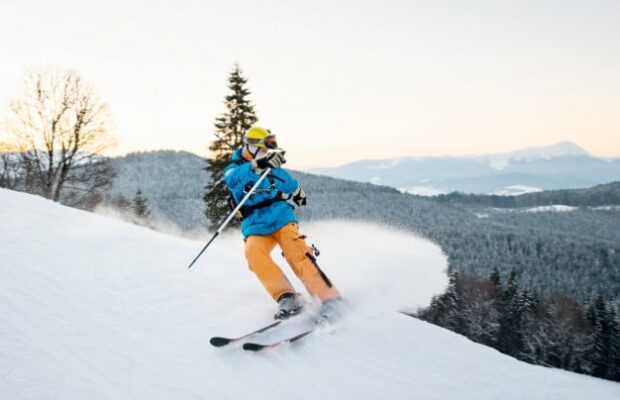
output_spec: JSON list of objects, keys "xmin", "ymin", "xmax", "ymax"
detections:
[{"xmin": 245, "ymin": 126, "xmax": 277, "ymax": 149}]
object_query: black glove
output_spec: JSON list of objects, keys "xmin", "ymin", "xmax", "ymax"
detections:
[
  {"xmin": 286, "ymin": 186, "xmax": 306, "ymax": 207},
  {"xmin": 252, "ymin": 150, "xmax": 286, "ymax": 173}
]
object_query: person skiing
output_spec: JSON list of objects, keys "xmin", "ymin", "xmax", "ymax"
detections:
[{"xmin": 224, "ymin": 126, "xmax": 343, "ymax": 321}]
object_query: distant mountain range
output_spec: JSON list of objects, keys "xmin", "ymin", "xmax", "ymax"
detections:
[{"xmin": 310, "ymin": 141, "xmax": 620, "ymax": 195}]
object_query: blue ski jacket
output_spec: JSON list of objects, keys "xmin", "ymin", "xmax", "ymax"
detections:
[{"xmin": 224, "ymin": 148, "xmax": 299, "ymax": 238}]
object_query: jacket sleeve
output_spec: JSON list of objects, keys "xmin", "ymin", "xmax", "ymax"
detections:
[
  {"xmin": 224, "ymin": 162, "xmax": 258, "ymax": 199},
  {"xmin": 271, "ymin": 168, "xmax": 299, "ymax": 195}
]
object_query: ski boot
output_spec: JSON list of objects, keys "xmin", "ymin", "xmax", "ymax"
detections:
[
  {"xmin": 274, "ymin": 292, "xmax": 303, "ymax": 320},
  {"xmin": 314, "ymin": 297, "xmax": 345, "ymax": 327}
]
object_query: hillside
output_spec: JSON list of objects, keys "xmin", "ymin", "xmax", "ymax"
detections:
[
  {"xmin": 108, "ymin": 151, "xmax": 207, "ymax": 231},
  {"xmin": 2, "ymin": 188, "xmax": 619, "ymax": 399},
  {"xmin": 108, "ymin": 151, "xmax": 620, "ymax": 303}
]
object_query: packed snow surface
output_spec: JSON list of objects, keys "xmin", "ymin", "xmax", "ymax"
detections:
[
  {"xmin": 1, "ymin": 189, "xmax": 618, "ymax": 399},
  {"xmin": 492, "ymin": 185, "xmax": 544, "ymax": 196},
  {"xmin": 399, "ymin": 186, "xmax": 449, "ymax": 196},
  {"xmin": 591, "ymin": 205, "xmax": 620, "ymax": 211},
  {"xmin": 524, "ymin": 205, "xmax": 578, "ymax": 213}
]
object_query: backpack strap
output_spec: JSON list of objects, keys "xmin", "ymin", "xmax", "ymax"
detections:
[{"xmin": 235, "ymin": 193, "xmax": 287, "ymax": 220}]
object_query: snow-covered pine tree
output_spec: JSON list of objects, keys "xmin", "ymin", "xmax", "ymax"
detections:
[
  {"xmin": 132, "ymin": 188, "xmax": 151, "ymax": 224},
  {"xmin": 607, "ymin": 306, "xmax": 620, "ymax": 381},
  {"xmin": 497, "ymin": 268, "xmax": 525, "ymax": 355},
  {"xmin": 204, "ymin": 64, "xmax": 258, "ymax": 228},
  {"xmin": 489, "ymin": 265, "xmax": 501, "ymax": 286},
  {"xmin": 418, "ymin": 271, "xmax": 460, "ymax": 331},
  {"xmin": 586, "ymin": 295, "xmax": 618, "ymax": 379}
]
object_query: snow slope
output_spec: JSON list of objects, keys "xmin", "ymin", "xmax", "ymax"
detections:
[{"xmin": 1, "ymin": 189, "xmax": 618, "ymax": 399}]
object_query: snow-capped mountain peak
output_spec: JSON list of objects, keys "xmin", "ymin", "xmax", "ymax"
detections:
[
  {"xmin": 309, "ymin": 140, "xmax": 620, "ymax": 196},
  {"xmin": 488, "ymin": 141, "xmax": 590, "ymax": 170}
]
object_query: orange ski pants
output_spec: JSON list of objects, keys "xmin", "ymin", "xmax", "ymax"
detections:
[{"xmin": 244, "ymin": 223, "xmax": 341, "ymax": 303}]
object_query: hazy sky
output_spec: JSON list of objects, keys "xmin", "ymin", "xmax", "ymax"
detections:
[{"xmin": 1, "ymin": 0, "xmax": 619, "ymax": 169}]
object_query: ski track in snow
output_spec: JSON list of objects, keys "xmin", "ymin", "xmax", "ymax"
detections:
[{"xmin": 1, "ymin": 188, "xmax": 619, "ymax": 399}]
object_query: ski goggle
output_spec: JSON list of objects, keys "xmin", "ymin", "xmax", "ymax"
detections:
[{"xmin": 245, "ymin": 134, "xmax": 278, "ymax": 149}]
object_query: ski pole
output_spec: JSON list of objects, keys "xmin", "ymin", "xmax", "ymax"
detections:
[{"xmin": 187, "ymin": 167, "xmax": 272, "ymax": 269}]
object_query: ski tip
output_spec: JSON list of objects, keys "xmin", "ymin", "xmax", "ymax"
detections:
[
  {"xmin": 210, "ymin": 337, "xmax": 232, "ymax": 347},
  {"xmin": 243, "ymin": 342, "xmax": 268, "ymax": 352}
]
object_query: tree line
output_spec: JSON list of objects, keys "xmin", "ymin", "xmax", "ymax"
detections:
[
  {"xmin": 416, "ymin": 267, "xmax": 620, "ymax": 382},
  {"xmin": 434, "ymin": 182, "xmax": 620, "ymax": 208},
  {"xmin": 294, "ymin": 180, "xmax": 620, "ymax": 304}
]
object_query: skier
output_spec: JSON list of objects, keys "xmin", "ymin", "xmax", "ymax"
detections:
[{"xmin": 224, "ymin": 126, "xmax": 343, "ymax": 322}]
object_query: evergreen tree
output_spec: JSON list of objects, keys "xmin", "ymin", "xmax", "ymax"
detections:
[
  {"xmin": 441, "ymin": 271, "xmax": 461, "ymax": 331},
  {"xmin": 419, "ymin": 271, "xmax": 460, "ymax": 331},
  {"xmin": 204, "ymin": 64, "xmax": 258, "ymax": 228},
  {"xmin": 132, "ymin": 188, "xmax": 151, "ymax": 223},
  {"xmin": 608, "ymin": 306, "xmax": 620, "ymax": 381},
  {"xmin": 497, "ymin": 268, "xmax": 525, "ymax": 355},
  {"xmin": 489, "ymin": 265, "xmax": 501, "ymax": 286},
  {"xmin": 516, "ymin": 288, "xmax": 538, "ymax": 357},
  {"xmin": 587, "ymin": 295, "xmax": 617, "ymax": 379}
]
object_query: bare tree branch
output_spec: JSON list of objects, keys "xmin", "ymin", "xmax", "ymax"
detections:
[{"xmin": 4, "ymin": 68, "xmax": 117, "ymax": 205}]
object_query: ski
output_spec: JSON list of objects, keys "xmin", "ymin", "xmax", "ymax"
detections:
[
  {"xmin": 242, "ymin": 327, "xmax": 315, "ymax": 352},
  {"xmin": 209, "ymin": 320, "xmax": 283, "ymax": 347}
]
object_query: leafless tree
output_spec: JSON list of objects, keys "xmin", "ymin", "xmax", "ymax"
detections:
[{"xmin": 5, "ymin": 68, "xmax": 116, "ymax": 205}]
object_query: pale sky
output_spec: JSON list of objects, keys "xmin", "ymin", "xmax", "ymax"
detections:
[{"xmin": 1, "ymin": 0, "xmax": 619, "ymax": 169}]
